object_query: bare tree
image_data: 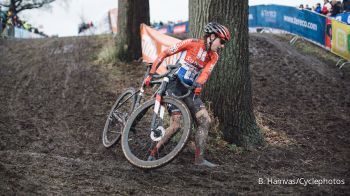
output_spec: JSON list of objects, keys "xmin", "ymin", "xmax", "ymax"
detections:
[
  {"xmin": 116, "ymin": 0, "xmax": 150, "ymax": 61},
  {"xmin": 189, "ymin": 0, "xmax": 264, "ymax": 148},
  {"xmin": 0, "ymin": 0, "xmax": 55, "ymax": 14}
]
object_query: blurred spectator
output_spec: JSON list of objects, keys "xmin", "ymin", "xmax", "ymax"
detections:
[
  {"xmin": 0, "ymin": 7, "xmax": 46, "ymax": 37},
  {"xmin": 0, "ymin": 5, "xmax": 2, "ymax": 17},
  {"xmin": 23, "ymin": 21, "xmax": 31, "ymax": 30},
  {"xmin": 0, "ymin": 6, "xmax": 6, "ymax": 31},
  {"xmin": 330, "ymin": 0, "xmax": 343, "ymax": 16},
  {"xmin": 315, "ymin": 3, "xmax": 322, "ymax": 13},
  {"xmin": 299, "ymin": 4, "xmax": 304, "ymax": 9},
  {"xmin": 78, "ymin": 21, "xmax": 94, "ymax": 34},
  {"xmin": 305, "ymin": 4, "xmax": 312, "ymax": 10},
  {"xmin": 33, "ymin": 28, "xmax": 39, "ymax": 34},
  {"xmin": 322, "ymin": 0, "xmax": 332, "ymax": 15},
  {"xmin": 151, "ymin": 21, "xmax": 166, "ymax": 29},
  {"xmin": 12, "ymin": 15, "xmax": 21, "ymax": 27},
  {"xmin": 343, "ymin": 0, "xmax": 350, "ymax": 12},
  {"xmin": 6, "ymin": 11, "xmax": 13, "ymax": 25}
]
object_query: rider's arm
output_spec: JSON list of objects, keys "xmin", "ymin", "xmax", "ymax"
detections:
[
  {"xmin": 149, "ymin": 39, "xmax": 193, "ymax": 74},
  {"xmin": 194, "ymin": 52, "xmax": 219, "ymax": 85}
]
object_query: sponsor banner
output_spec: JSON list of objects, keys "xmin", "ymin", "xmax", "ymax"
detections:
[
  {"xmin": 331, "ymin": 19, "xmax": 350, "ymax": 60},
  {"xmin": 253, "ymin": 5, "xmax": 326, "ymax": 45},
  {"xmin": 325, "ymin": 18, "xmax": 332, "ymax": 49},
  {"xmin": 109, "ymin": 8, "xmax": 118, "ymax": 34},
  {"xmin": 249, "ymin": 6, "xmax": 258, "ymax": 27},
  {"xmin": 140, "ymin": 24, "xmax": 183, "ymax": 73},
  {"xmin": 332, "ymin": 12, "xmax": 350, "ymax": 25},
  {"xmin": 173, "ymin": 22, "xmax": 189, "ymax": 34},
  {"xmin": 156, "ymin": 22, "xmax": 189, "ymax": 34}
]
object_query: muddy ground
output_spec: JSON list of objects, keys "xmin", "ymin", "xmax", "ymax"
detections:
[{"xmin": 0, "ymin": 34, "xmax": 349, "ymax": 195}]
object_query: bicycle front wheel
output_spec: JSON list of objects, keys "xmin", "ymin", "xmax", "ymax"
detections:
[
  {"xmin": 121, "ymin": 96, "xmax": 192, "ymax": 169},
  {"xmin": 102, "ymin": 88, "xmax": 136, "ymax": 148}
]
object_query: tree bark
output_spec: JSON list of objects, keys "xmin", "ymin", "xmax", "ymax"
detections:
[
  {"xmin": 116, "ymin": 0, "xmax": 150, "ymax": 62},
  {"xmin": 189, "ymin": 0, "xmax": 264, "ymax": 148}
]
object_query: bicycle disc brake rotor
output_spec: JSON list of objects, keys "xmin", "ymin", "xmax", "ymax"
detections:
[{"xmin": 150, "ymin": 126, "xmax": 165, "ymax": 141}]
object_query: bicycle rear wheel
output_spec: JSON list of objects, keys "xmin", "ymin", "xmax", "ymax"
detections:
[
  {"xmin": 121, "ymin": 96, "xmax": 192, "ymax": 169},
  {"xmin": 102, "ymin": 88, "xmax": 136, "ymax": 148}
]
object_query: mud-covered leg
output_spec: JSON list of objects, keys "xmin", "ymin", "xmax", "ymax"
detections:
[
  {"xmin": 194, "ymin": 109, "xmax": 218, "ymax": 167},
  {"xmin": 148, "ymin": 114, "xmax": 181, "ymax": 160}
]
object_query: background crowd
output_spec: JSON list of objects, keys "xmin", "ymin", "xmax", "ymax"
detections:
[
  {"xmin": 0, "ymin": 5, "xmax": 48, "ymax": 37},
  {"xmin": 78, "ymin": 21, "xmax": 94, "ymax": 34},
  {"xmin": 299, "ymin": 0, "xmax": 350, "ymax": 17}
]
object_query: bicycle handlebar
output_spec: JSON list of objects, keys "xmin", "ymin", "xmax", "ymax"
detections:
[
  {"xmin": 152, "ymin": 64, "xmax": 179, "ymax": 78},
  {"xmin": 149, "ymin": 64, "xmax": 195, "ymax": 99}
]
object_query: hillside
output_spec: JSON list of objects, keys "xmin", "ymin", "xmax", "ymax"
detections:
[{"xmin": 0, "ymin": 34, "xmax": 349, "ymax": 195}]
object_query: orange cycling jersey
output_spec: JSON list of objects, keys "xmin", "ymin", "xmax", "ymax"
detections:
[{"xmin": 150, "ymin": 39, "xmax": 218, "ymax": 85}]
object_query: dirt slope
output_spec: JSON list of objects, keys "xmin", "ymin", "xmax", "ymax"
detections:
[{"xmin": 0, "ymin": 34, "xmax": 349, "ymax": 195}]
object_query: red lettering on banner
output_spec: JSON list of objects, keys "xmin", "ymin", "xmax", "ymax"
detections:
[
  {"xmin": 158, "ymin": 28, "xmax": 167, "ymax": 34},
  {"xmin": 174, "ymin": 25, "xmax": 186, "ymax": 34}
]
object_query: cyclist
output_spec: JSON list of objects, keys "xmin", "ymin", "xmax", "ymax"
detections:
[{"xmin": 144, "ymin": 22, "xmax": 230, "ymax": 167}]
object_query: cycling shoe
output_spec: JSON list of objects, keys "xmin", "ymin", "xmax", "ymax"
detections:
[{"xmin": 194, "ymin": 159, "xmax": 218, "ymax": 167}]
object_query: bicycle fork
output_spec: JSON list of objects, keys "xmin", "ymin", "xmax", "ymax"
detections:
[{"xmin": 150, "ymin": 77, "xmax": 169, "ymax": 141}]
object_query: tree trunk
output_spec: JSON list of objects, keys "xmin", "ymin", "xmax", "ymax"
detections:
[
  {"xmin": 189, "ymin": 0, "xmax": 264, "ymax": 148},
  {"xmin": 116, "ymin": 0, "xmax": 150, "ymax": 61}
]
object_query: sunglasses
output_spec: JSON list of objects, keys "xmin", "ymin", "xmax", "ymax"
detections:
[{"xmin": 220, "ymin": 39, "xmax": 227, "ymax": 45}]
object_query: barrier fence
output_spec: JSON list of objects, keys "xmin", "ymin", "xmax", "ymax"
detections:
[
  {"xmin": 109, "ymin": 8, "xmax": 118, "ymax": 34},
  {"xmin": 334, "ymin": 12, "xmax": 350, "ymax": 25},
  {"xmin": 2, "ymin": 5, "xmax": 349, "ymax": 60},
  {"xmin": 249, "ymin": 4, "xmax": 350, "ymax": 60},
  {"xmin": 156, "ymin": 21, "xmax": 189, "ymax": 35},
  {"xmin": 14, "ymin": 27, "xmax": 44, "ymax": 38},
  {"xmin": 1, "ymin": 25, "xmax": 44, "ymax": 39},
  {"xmin": 140, "ymin": 24, "xmax": 182, "ymax": 74},
  {"xmin": 145, "ymin": 5, "xmax": 350, "ymax": 60}
]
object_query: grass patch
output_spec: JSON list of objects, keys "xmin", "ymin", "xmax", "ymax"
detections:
[
  {"xmin": 274, "ymin": 33, "xmax": 350, "ymax": 76},
  {"xmin": 255, "ymin": 110, "xmax": 296, "ymax": 147},
  {"xmin": 205, "ymin": 101, "xmax": 245, "ymax": 154},
  {"xmin": 275, "ymin": 34, "xmax": 340, "ymax": 65},
  {"xmin": 225, "ymin": 143, "xmax": 244, "ymax": 153},
  {"xmin": 95, "ymin": 35, "xmax": 118, "ymax": 65}
]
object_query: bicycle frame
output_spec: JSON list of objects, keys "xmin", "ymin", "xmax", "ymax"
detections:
[
  {"xmin": 148, "ymin": 64, "xmax": 192, "ymax": 137},
  {"xmin": 115, "ymin": 63, "xmax": 192, "ymax": 136},
  {"xmin": 112, "ymin": 65, "xmax": 152, "ymax": 113},
  {"xmin": 150, "ymin": 77, "xmax": 169, "ymax": 132}
]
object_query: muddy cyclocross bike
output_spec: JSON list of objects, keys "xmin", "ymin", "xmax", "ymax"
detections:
[
  {"xmin": 102, "ymin": 64, "xmax": 177, "ymax": 148},
  {"xmin": 121, "ymin": 64, "xmax": 195, "ymax": 169}
]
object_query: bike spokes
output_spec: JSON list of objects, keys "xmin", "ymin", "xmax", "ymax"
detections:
[
  {"xmin": 102, "ymin": 88, "xmax": 136, "ymax": 148},
  {"xmin": 127, "ymin": 102, "xmax": 186, "ymax": 161}
]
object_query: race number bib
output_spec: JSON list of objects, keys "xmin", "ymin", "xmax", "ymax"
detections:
[{"xmin": 176, "ymin": 63, "xmax": 198, "ymax": 85}]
